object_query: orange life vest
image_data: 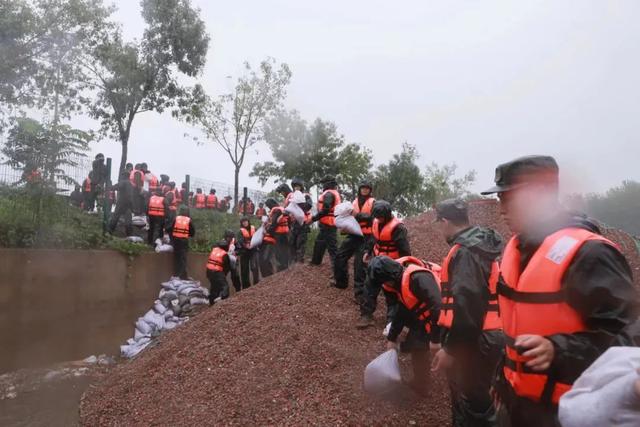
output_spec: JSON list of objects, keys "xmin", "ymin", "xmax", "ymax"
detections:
[
  {"xmin": 264, "ymin": 206, "xmax": 289, "ymax": 244},
  {"xmin": 373, "ymin": 217, "xmax": 402, "ymax": 259},
  {"xmin": 195, "ymin": 193, "xmax": 206, "ymax": 209},
  {"xmin": 246, "ymin": 201, "xmax": 255, "ymax": 214},
  {"xmin": 352, "ymin": 197, "xmax": 375, "ymax": 235},
  {"xmin": 498, "ymin": 227, "xmax": 616, "ymax": 405},
  {"xmin": 167, "ymin": 189, "xmax": 178, "ymax": 211},
  {"xmin": 317, "ymin": 189, "xmax": 341, "ymax": 226},
  {"xmin": 148, "ymin": 174, "xmax": 159, "ymax": 192},
  {"xmin": 207, "ymin": 247, "xmax": 227, "ymax": 272},
  {"xmin": 284, "ymin": 193, "xmax": 293, "ymax": 207},
  {"xmin": 148, "ymin": 195, "xmax": 165, "ymax": 217},
  {"xmin": 240, "ymin": 226, "xmax": 256, "ymax": 248},
  {"xmin": 206, "ymin": 194, "xmax": 217, "ymax": 209},
  {"xmin": 172, "ymin": 215, "xmax": 191, "ymax": 239},
  {"xmin": 129, "ymin": 170, "xmax": 143, "ymax": 187},
  {"xmin": 255, "ymin": 207, "xmax": 267, "ymax": 217},
  {"xmin": 438, "ymin": 244, "xmax": 501, "ymax": 330},
  {"xmin": 383, "ymin": 259, "xmax": 441, "ymax": 334},
  {"xmin": 83, "ymin": 177, "xmax": 92, "ymax": 192}
]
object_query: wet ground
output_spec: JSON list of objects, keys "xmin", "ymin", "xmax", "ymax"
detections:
[{"xmin": 0, "ymin": 357, "xmax": 114, "ymax": 427}]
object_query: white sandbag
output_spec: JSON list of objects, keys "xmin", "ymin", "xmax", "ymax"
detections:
[
  {"xmin": 125, "ymin": 235, "xmax": 145, "ymax": 244},
  {"xmin": 364, "ymin": 349, "xmax": 403, "ymax": 398},
  {"xmin": 559, "ymin": 347, "xmax": 640, "ymax": 427},
  {"xmin": 133, "ymin": 328, "xmax": 148, "ymax": 340},
  {"xmin": 190, "ymin": 297, "xmax": 209, "ymax": 306},
  {"xmin": 250, "ymin": 226, "xmax": 265, "ymax": 249},
  {"xmin": 285, "ymin": 202, "xmax": 305, "ymax": 225},
  {"xmin": 335, "ymin": 214, "xmax": 363, "ymax": 236},
  {"xmin": 228, "ymin": 254, "xmax": 237, "ymax": 269},
  {"xmin": 334, "ymin": 201, "xmax": 354, "ymax": 217},
  {"xmin": 132, "ymin": 215, "xmax": 147, "ymax": 227},
  {"xmin": 153, "ymin": 301, "xmax": 167, "ymax": 314},
  {"xmin": 290, "ymin": 190, "xmax": 306, "ymax": 204},
  {"xmin": 135, "ymin": 319, "xmax": 152, "ymax": 335},
  {"xmin": 261, "ymin": 215, "xmax": 269, "ymax": 224},
  {"xmin": 155, "ymin": 244, "xmax": 173, "ymax": 253}
]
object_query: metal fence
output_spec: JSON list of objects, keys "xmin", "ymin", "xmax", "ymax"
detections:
[{"xmin": 189, "ymin": 175, "xmax": 268, "ymax": 208}]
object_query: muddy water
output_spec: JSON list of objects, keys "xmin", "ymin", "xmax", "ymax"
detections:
[
  {"xmin": 0, "ymin": 248, "xmax": 208, "ymax": 374},
  {"xmin": 0, "ymin": 248, "xmax": 210, "ymax": 425}
]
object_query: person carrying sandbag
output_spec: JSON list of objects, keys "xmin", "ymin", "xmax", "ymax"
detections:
[
  {"xmin": 310, "ymin": 175, "xmax": 341, "ymax": 267},
  {"xmin": 261, "ymin": 198, "xmax": 290, "ymax": 275},
  {"xmin": 166, "ymin": 206, "xmax": 195, "ymax": 280},
  {"xmin": 368, "ymin": 255, "xmax": 442, "ymax": 396},
  {"xmin": 236, "ymin": 217, "xmax": 260, "ymax": 289},
  {"xmin": 333, "ymin": 181, "xmax": 374, "ymax": 304},
  {"xmin": 206, "ymin": 240, "xmax": 233, "ymax": 305}
]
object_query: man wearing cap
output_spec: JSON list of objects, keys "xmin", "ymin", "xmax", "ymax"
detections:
[
  {"xmin": 311, "ymin": 175, "xmax": 341, "ymax": 266},
  {"xmin": 483, "ymin": 155, "xmax": 637, "ymax": 427},
  {"xmin": 431, "ymin": 198, "xmax": 505, "ymax": 427}
]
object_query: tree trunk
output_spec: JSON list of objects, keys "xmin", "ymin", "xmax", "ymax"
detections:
[
  {"xmin": 234, "ymin": 166, "xmax": 240, "ymax": 209},
  {"xmin": 119, "ymin": 138, "xmax": 128, "ymax": 175}
]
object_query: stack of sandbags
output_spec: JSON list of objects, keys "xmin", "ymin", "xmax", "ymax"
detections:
[
  {"xmin": 154, "ymin": 238, "xmax": 173, "ymax": 253},
  {"xmin": 120, "ymin": 277, "xmax": 209, "ymax": 359}
]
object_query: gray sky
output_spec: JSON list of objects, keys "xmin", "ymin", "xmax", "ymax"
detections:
[{"xmin": 84, "ymin": 0, "xmax": 640, "ymax": 195}]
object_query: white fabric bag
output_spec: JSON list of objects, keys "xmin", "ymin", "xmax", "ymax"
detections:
[
  {"xmin": 559, "ymin": 347, "xmax": 640, "ymax": 427},
  {"xmin": 250, "ymin": 226, "xmax": 265, "ymax": 249},
  {"xmin": 334, "ymin": 201, "xmax": 362, "ymax": 236},
  {"xmin": 285, "ymin": 202, "xmax": 305, "ymax": 225},
  {"xmin": 364, "ymin": 349, "xmax": 402, "ymax": 397}
]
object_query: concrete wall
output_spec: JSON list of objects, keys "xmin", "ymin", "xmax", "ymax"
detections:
[{"xmin": 0, "ymin": 248, "xmax": 209, "ymax": 373}]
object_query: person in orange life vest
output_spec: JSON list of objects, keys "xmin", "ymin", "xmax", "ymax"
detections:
[
  {"xmin": 236, "ymin": 216, "xmax": 260, "ymax": 289},
  {"xmin": 333, "ymin": 181, "xmax": 375, "ymax": 301},
  {"xmin": 357, "ymin": 200, "xmax": 411, "ymax": 329},
  {"xmin": 368, "ymin": 255, "xmax": 442, "ymax": 395},
  {"xmin": 255, "ymin": 202, "xmax": 267, "ymax": 218},
  {"xmin": 70, "ymin": 185, "xmax": 83, "ymax": 208},
  {"xmin": 82, "ymin": 171, "xmax": 96, "ymax": 211},
  {"xmin": 206, "ymin": 189, "xmax": 218, "ymax": 209},
  {"xmin": 129, "ymin": 163, "xmax": 145, "ymax": 215},
  {"xmin": 147, "ymin": 188, "xmax": 169, "ymax": 245},
  {"xmin": 187, "ymin": 191, "xmax": 194, "ymax": 207},
  {"xmin": 245, "ymin": 198, "xmax": 256, "ymax": 216},
  {"xmin": 160, "ymin": 174, "xmax": 170, "ymax": 194},
  {"xmin": 430, "ymin": 198, "xmax": 505, "ymax": 427},
  {"xmin": 286, "ymin": 178, "xmax": 314, "ymax": 264},
  {"xmin": 219, "ymin": 229, "xmax": 242, "ymax": 298},
  {"xmin": 107, "ymin": 171, "xmax": 134, "ymax": 236},
  {"xmin": 218, "ymin": 195, "xmax": 232, "ymax": 213},
  {"xmin": 310, "ymin": 175, "xmax": 341, "ymax": 266},
  {"xmin": 481, "ymin": 156, "xmax": 637, "ymax": 427},
  {"xmin": 166, "ymin": 206, "xmax": 195, "ymax": 280},
  {"xmin": 206, "ymin": 240, "xmax": 233, "ymax": 305},
  {"xmin": 164, "ymin": 182, "xmax": 178, "ymax": 224},
  {"xmin": 194, "ymin": 188, "xmax": 206, "ymax": 209},
  {"xmin": 261, "ymin": 198, "xmax": 290, "ymax": 274}
]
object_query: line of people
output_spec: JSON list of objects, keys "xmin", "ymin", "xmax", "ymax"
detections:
[{"xmin": 309, "ymin": 156, "xmax": 638, "ymax": 427}]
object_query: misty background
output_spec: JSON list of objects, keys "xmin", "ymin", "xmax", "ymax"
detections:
[{"xmin": 67, "ymin": 0, "xmax": 640, "ymax": 195}]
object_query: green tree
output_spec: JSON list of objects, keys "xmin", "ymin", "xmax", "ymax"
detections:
[
  {"xmin": 584, "ymin": 181, "xmax": 640, "ymax": 235},
  {"xmin": 0, "ymin": 0, "xmax": 113, "ymax": 127},
  {"xmin": 423, "ymin": 162, "xmax": 477, "ymax": 204},
  {"xmin": 85, "ymin": 0, "xmax": 210, "ymax": 173},
  {"xmin": 2, "ymin": 117, "xmax": 90, "ymax": 187},
  {"xmin": 184, "ymin": 58, "xmax": 292, "ymax": 205},
  {"xmin": 251, "ymin": 110, "xmax": 372, "ymax": 196},
  {"xmin": 373, "ymin": 143, "xmax": 427, "ymax": 217}
]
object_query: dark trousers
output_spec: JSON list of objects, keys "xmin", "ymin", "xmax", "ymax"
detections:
[
  {"xmin": 224, "ymin": 263, "xmax": 241, "ymax": 297},
  {"xmin": 275, "ymin": 234, "xmax": 290, "ymax": 272},
  {"xmin": 260, "ymin": 243, "xmax": 275, "ymax": 278},
  {"xmin": 239, "ymin": 250, "xmax": 260, "ymax": 289},
  {"xmin": 360, "ymin": 274, "xmax": 398, "ymax": 322},
  {"xmin": 289, "ymin": 223, "xmax": 309, "ymax": 263},
  {"xmin": 447, "ymin": 331, "xmax": 504, "ymax": 427},
  {"xmin": 311, "ymin": 223, "xmax": 338, "ymax": 266},
  {"xmin": 83, "ymin": 192, "xmax": 95, "ymax": 211},
  {"xmin": 147, "ymin": 215, "xmax": 165, "ymax": 245},
  {"xmin": 333, "ymin": 234, "xmax": 369, "ymax": 297},
  {"xmin": 172, "ymin": 238, "xmax": 189, "ymax": 279},
  {"xmin": 207, "ymin": 269, "xmax": 227, "ymax": 305},
  {"xmin": 108, "ymin": 203, "xmax": 133, "ymax": 236},
  {"xmin": 132, "ymin": 189, "xmax": 144, "ymax": 215}
]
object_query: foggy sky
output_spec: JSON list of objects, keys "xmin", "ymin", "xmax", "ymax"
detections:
[{"xmin": 81, "ymin": 0, "xmax": 640, "ymax": 195}]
